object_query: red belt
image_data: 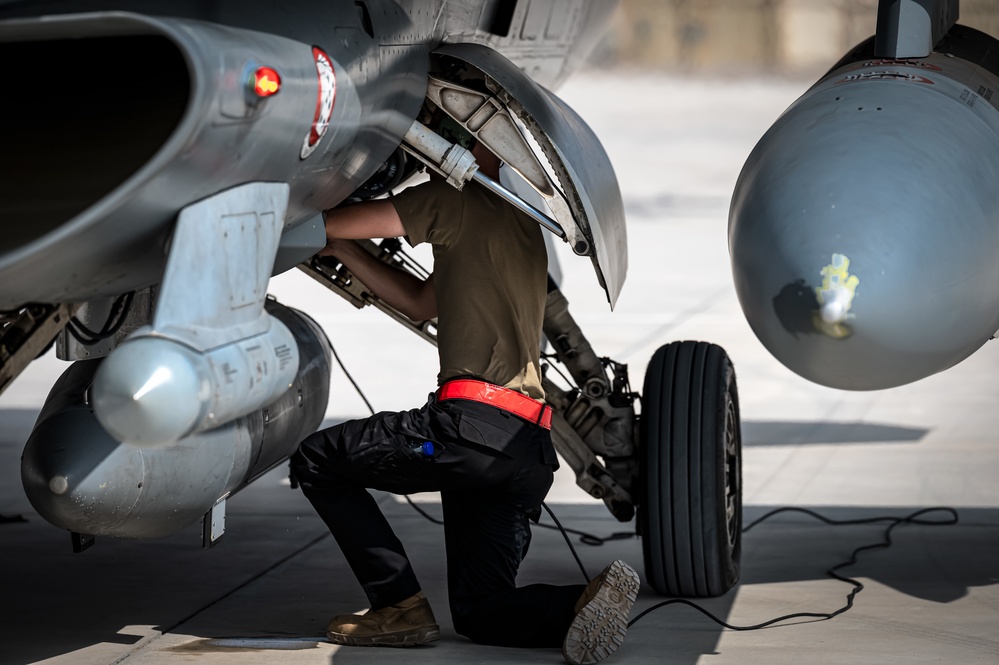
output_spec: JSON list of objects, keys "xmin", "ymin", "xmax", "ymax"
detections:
[{"xmin": 436, "ymin": 379, "xmax": 552, "ymax": 430}]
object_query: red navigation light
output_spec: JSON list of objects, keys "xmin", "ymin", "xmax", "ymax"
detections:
[{"xmin": 253, "ymin": 66, "xmax": 281, "ymax": 97}]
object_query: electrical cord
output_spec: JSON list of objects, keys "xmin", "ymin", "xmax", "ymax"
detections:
[
  {"xmin": 542, "ymin": 502, "xmax": 594, "ymax": 580},
  {"xmin": 320, "ymin": 333, "xmax": 962, "ymax": 635},
  {"xmin": 540, "ymin": 351, "xmax": 578, "ymax": 390},
  {"xmin": 403, "ymin": 498, "xmax": 445, "ymax": 525},
  {"xmin": 627, "ymin": 506, "xmax": 958, "ymax": 630},
  {"xmin": 321, "ymin": 330, "xmax": 631, "ymax": 538},
  {"xmin": 531, "ymin": 504, "xmax": 959, "ymax": 631},
  {"xmin": 66, "ymin": 291, "xmax": 135, "ymax": 346},
  {"xmin": 533, "ymin": 520, "xmax": 636, "ymax": 547},
  {"xmin": 319, "ymin": 326, "xmax": 440, "ymax": 519},
  {"xmin": 325, "ymin": 335, "xmax": 376, "ymax": 416}
]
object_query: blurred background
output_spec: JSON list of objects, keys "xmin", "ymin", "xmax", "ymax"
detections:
[{"xmin": 592, "ymin": 0, "xmax": 999, "ymax": 77}]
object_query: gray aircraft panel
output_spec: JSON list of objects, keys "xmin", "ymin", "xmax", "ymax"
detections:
[
  {"xmin": 0, "ymin": 0, "xmax": 627, "ymax": 542},
  {"xmin": 0, "ymin": 8, "xmax": 428, "ymax": 307},
  {"xmin": 0, "ymin": 0, "xmax": 615, "ymax": 309},
  {"xmin": 434, "ymin": 42, "xmax": 628, "ymax": 307}
]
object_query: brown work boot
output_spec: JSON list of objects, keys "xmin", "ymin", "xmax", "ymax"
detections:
[
  {"xmin": 327, "ymin": 591, "xmax": 440, "ymax": 647},
  {"xmin": 563, "ymin": 560, "xmax": 640, "ymax": 665}
]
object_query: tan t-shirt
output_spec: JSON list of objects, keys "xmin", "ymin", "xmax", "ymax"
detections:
[{"xmin": 390, "ymin": 178, "xmax": 548, "ymax": 400}]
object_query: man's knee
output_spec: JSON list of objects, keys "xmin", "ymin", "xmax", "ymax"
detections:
[
  {"xmin": 451, "ymin": 601, "xmax": 561, "ymax": 648},
  {"xmin": 450, "ymin": 603, "xmax": 487, "ymax": 644},
  {"xmin": 449, "ymin": 597, "xmax": 512, "ymax": 646},
  {"xmin": 289, "ymin": 431, "xmax": 326, "ymax": 488}
]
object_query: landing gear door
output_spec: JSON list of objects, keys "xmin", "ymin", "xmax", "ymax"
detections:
[{"xmin": 429, "ymin": 44, "xmax": 627, "ymax": 308}]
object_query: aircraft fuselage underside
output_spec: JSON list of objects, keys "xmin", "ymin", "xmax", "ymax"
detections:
[{"xmin": 2, "ymin": 0, "xmax": 742, "ymax": 599}]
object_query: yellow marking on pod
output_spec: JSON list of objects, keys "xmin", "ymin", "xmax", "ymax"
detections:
[{"xmin": 813, "ymin": 253, "xmax": 860, "ymax": 338}]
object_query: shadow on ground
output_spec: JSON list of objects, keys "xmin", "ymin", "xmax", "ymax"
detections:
[
  {"xmin": 742, "ymin": 420, "xmax": 929, "ymax": 446},
  {"xmin": 2, "ymin": 494, "xmax": 996, "ymax": 665},
  {"xmin": 0, "ymin": 408, "xmax": 994, "ymax": 664}
]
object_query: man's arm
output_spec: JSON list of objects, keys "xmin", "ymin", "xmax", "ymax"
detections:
[
  {"xmin": 320, "ymin": 202, "xmax": 437, "ymax": 322},
  {"xmin": 323, "ymin": 200, "xmax": 406, "ymax": 240}
]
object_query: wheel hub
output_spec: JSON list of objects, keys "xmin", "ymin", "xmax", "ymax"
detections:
[{"xmin": 723, "ymin": 393, "xmax": 741, "ymax": 550}]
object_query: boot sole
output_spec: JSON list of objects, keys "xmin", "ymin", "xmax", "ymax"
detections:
[
  {"xmin": 562, "ymin": 560, "xmax": 640, "ymax": 665},
  {"xmin": 328, "ymin": 624, "xmax": 441, "ymax": 648}
]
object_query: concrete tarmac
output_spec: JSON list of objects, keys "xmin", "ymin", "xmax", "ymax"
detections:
[{"xmin": 2, "ymin": 72, "xmax": 998, "ymax": 665}]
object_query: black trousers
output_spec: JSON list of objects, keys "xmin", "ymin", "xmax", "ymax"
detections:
[{"xmin": 290, "ymin": 394, "xmax": 585, "ymax": 648}]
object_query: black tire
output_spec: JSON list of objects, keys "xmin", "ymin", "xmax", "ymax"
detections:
[{"xmin": 638, "ymin": 341, "xmax": 742, "ymax": 597}]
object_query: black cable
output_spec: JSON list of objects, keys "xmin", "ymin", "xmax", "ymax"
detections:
[
  {"xmin": 403, "ymin": 496, "xmax": 444, "ymax": 525},
  {"xmin": 627, "ymin": 506, "xmax": 959, "ymax": 630},
  {"xmin": 742, "ymin": 505, "xmax": 957, "ymax": 532},
  {"xmin": 299, "ymin": 308, "xmax": 378, "ymax": 418},
  {"xmin": 67, "ymin": 291, "xmax": 135, "ymax": 346},
  {"xmin": 532, "ymin": 521, "xmax": 636, "ymax": 547},
  {"xmin": 326, "ymin": 336, "xmax": 377, "ymax": 416},
  {"xmin": 400, "ymin": 482, "xmax": 633, "ymax": 552},
  {"xmin": 541, "ymin": 352, "xmax": 578, "ymax": 390},
  {"xmin": 66, "ymin": 324, "xmax": 97, "ymax": 345},
  {"xmin": 69, "ymin": 291, "xmax": 133, "ymax": 339},
  {"xmin": 543, "ymin": 502, "xmax": 591, "ymax": 581},
  {"xmin": 318, "ymin": 329, "xmax": 450, "ymax": 517},
  {"xmin": 160, "ymin": 531, "xmax": 331, "ymax": 637},
  {"xmin": 318, "ymin": 326, "xmax": 962, "ymax": 637},
  {"xmin": 529, "ymin": 496, "xmax": 959, "ymax": 632},
  {"xmin": 320, "ymin": 332, "xmax": 629, "ymax": 547}
]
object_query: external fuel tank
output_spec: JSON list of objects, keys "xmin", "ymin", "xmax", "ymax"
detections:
[
  {"xmin": 20, "ymin": 301, "xmax": 330, "ymax": 539},
  {"xmin": 730, "ymin": 25, "xmax": 999, "ymax": 390}
]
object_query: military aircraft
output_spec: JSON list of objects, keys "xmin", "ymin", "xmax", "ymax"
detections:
[
  {"xmin": 0, "ymin": 0, "xmax": 742, "ymax": 601},
  {"xmin": 730, "ymin": 0, "xmax": 999, "ymax": 391}
]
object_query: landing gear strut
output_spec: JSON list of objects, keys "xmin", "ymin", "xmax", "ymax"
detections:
[{"xmin": 302, "ymin": 212, "xmax": 743, "ymax": 599}]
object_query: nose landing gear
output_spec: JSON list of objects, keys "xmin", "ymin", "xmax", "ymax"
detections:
[{"xmin": 303, "ymin": 246, "xmax": 744, "ymax": 599}]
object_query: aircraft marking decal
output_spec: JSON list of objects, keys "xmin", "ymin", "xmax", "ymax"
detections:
[
  {"xmin": 301, "ymin": 46, "xmax": 337, "ymax": 159},
  {"xmin": 859, "ymin": 59, "xmax": 943, "ymax": 72},
  {"xmin": 837, "ymin": 71, "xmax": 935, "ymax": 85}
]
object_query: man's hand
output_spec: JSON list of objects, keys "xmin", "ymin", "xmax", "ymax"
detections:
[{"xmin": 318, "ymin": 237, "xmax": 360, "ymax": 260}]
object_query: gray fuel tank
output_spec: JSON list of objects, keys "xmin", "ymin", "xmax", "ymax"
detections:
[
  {"xmin": 20, "ymin": 300, "xmax": 331, "ymax": 539},
  {"xmin": 729, "ymin": 25, "xmax": 999, "ymax": 390}
]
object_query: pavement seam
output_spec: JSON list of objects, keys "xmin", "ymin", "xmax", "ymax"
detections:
[
  {"xmin": 616, "ymin": 285, "xmax": 732, "ymax": 362},
  {"xmin": 108, "ymin": 530, "xmax": 331, "ymax": 664}
]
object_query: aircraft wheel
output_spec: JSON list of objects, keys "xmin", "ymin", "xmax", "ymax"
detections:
[{"xmin": 638, "ymin": 341, "xmax": 742, "ymax": 597}]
